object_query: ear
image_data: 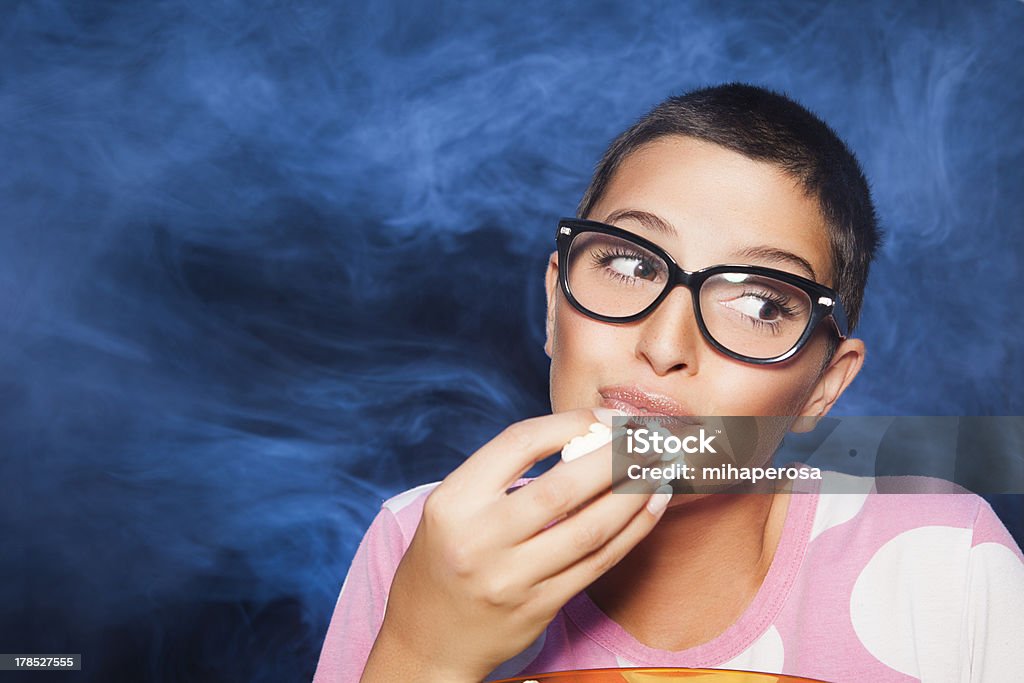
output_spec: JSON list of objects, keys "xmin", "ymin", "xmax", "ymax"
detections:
[
  {"xmin": 791, "ymin": 338, "xmax": 866, "ymax": 433},
  {"xmin": 544, "ymin": 251, "xmax": 559, "ymax": 358}
]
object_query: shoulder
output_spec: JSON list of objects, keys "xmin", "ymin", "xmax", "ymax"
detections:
[
  {"xmin": 372, "ymin": 480, "xmax": 444, "ymax": 547},
  {"xmin": 382, "ymin": 480, "xmax": 444, "ymax": 515},
  {"xmin": 808, "ymin": 471, "xmax": 1023, "ymax": 566},
  {"xmin": 814, "ymin": 471, "xmax": 990, "ymax": 531}
]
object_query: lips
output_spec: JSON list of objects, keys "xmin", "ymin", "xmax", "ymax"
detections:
[{"xmin": 598, "ymin": 385, "xmax": 703, "ymax": 425}]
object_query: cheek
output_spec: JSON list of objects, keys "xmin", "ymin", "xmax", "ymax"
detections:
[
  {"xmin": 705, "ymin": 365, "xmax": 814, "ymax": 415},
  {"xmin": 700, "ymin": 362, "xmax": 821, "ymax": 472},
  {"xmin": 711, "ymin": 336, "xmax": 828, "ymax": 418},
  {"xmin": 679, "ymin": 335, "xmax": 826, "ymax": 417},
  {"xmin": 549, "ymin": 301, "xmax": 628, "ymax": 411}
]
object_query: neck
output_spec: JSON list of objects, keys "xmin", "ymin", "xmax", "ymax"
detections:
[{"xmin": 587, "ymin": 489, "xmax": 790, "ymax": 651}]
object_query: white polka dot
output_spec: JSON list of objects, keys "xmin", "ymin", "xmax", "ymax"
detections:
[
  {"xmin": 485, "ymin": 631, "xmax": 546, "ymax": 680},
  {"xmin": 850, "ymin": 526, "xmax": 973, "ymax": 678},
  {"xmin": 809, "ymin": 472, "xmax": 873, "ymax": 542},
  {"xmin": 383, "ymin": 481, "xmax": 441, "ymax": 514},
  {"xmin": 965, "ymin": 543, "xmax": 1024, "ymax": 677},
  {"xmin": 718, "ymin": 625, "xmax": 785, "ymax": 672}
]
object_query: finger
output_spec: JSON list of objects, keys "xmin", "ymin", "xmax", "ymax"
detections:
[
  {"xmin": 533, "ymin": 485, "xmax": 672, "ymax": 606},
  {"xmin": 499, "ymin": 432, "xmax": 644, "ymax": 542},
  {"xmin": 448, "ymin": 408, "xmax": 619, "ymax": 494},
  {"xmin": 512, "ymin": 476, "xmax": 662, "ymax": 579}
]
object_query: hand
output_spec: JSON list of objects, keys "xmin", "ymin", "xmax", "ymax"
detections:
[{"xmin": 360, "ymin": 408, "xmax": 672, "ymax": 682}]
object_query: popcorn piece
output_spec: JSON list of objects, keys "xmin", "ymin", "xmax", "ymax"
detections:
[{"xmin": 561, "ymin": 422, "xmax": 613, "ymax": 462}]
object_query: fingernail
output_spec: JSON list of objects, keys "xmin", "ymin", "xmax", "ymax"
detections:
[
  {"xmin": 646, "ymin": 484, "xmax": 674, "ymax": 514},
  {"xmin": 591, "ymin": 407, "xmax": 626, "ymax": 427}
]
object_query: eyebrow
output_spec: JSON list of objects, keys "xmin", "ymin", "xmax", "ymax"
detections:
[
  {"xmin": 729, "ymin": 245, "xmax": 817, "ymax": 280},
  {"xmin": 603, "ymin": 208, "xmax": 676, "ymax": 236},
  {"xmin": 601, "ymin": 208, "xmax": 818, "ymax": 281}
]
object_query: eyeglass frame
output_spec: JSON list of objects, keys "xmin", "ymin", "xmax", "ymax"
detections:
[{"xmin": 555, "ymin": 217, "xmax": 849, "ymax": 365}]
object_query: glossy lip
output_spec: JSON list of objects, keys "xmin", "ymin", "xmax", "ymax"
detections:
[{"xmin": 598, "ymin": 385, "xmax": 704, "ymax": 425}]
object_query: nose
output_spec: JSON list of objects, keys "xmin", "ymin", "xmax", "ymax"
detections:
[{"xmin": 634, "ymin": 286, "xmax": 703, "ymax": 376}]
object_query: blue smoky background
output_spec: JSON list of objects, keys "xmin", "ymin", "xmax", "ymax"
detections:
[{"xmin": 1, "ymin": 1, "xmax": 1022, "ymax": 681}]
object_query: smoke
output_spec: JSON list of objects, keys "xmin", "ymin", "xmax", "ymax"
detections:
[{"xmin": 1, "ymin": 1, "xmax": 1021, "ymax": 680}]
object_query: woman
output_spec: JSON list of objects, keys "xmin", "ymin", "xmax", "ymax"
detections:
[{"xmin": 316, "ymin": 84, "xmax": 1024, "ymax": 682}]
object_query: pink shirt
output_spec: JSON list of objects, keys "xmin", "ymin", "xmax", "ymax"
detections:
[{"xmin": 314, "ymin": 473, "xmax": 1024, "ymax": 682}]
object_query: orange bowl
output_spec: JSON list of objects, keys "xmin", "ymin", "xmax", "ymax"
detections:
[{"xmin": 491, "ymin": 667, "xmax": 828, "ymax": 683}]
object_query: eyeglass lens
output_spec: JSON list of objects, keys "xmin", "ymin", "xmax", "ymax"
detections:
[{"xmin": 565, "ymin": 232, "xmax": 813, "ymax": 360}]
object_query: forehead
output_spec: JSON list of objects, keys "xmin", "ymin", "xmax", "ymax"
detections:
[{"xmin": 589, "ymin": 135, "xmax": 832, "ymax": 284}]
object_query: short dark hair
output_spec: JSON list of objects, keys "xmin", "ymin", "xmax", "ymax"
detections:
[{"xmin": 578, "ymin": 83, "xmax": 881, "ymax": 334}]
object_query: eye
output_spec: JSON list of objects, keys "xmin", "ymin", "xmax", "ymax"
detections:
[
  {"xmin": 608, "ymin": 255, "xmax": 659, "ymax": 281},
  {"xmin": 729, "ymin": 295, "xmax": 781, "ymax": 320},
  {"xmin": 581, "ymin": 237, "xmax": 668, "ymax": 287},
  {"xmin": 721, "ymin": 290, "xmax": 796, "ymax": 323}
]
